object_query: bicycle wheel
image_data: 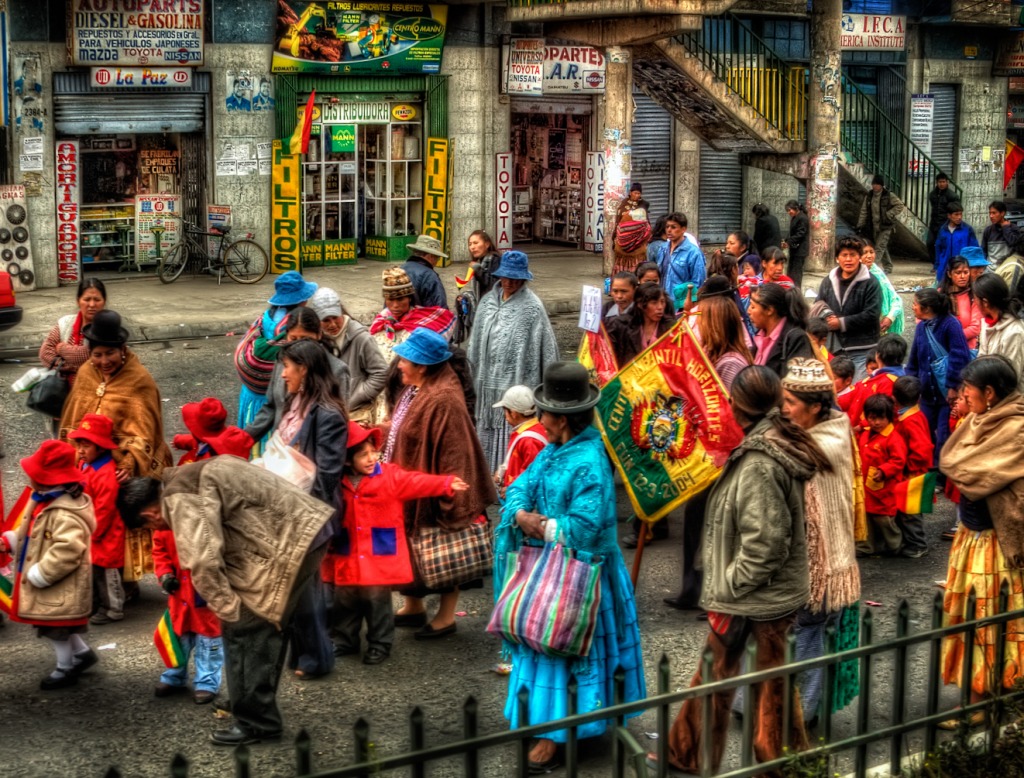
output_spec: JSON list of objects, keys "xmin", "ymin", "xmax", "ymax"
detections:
[
  {"xmin": 158, "ymin": 243, "xmax": 188, "ymax": 284},
  {"xmin": 223, "ymin": 239, "xmax": 269, "ymax": 284}
]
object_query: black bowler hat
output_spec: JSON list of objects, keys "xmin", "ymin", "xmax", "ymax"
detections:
[
  {"xmin": 81, "ymin": 309, "xmax": 130, "ymax": 348},
  {"xmin": 534, "ymin": 362, "xmax": 600, "ymax": 415}
]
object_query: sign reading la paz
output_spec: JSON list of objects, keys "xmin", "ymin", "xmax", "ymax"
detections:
[{"xmin": 840, "ymin": 14, "xmax": 906, "ymax": 51}]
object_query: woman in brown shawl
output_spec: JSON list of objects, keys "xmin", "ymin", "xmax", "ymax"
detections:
[
  {"xmin": 59, "ymin": 310, "xmax": 173, "ymax": 583},
  {"xmin": 939, "ymin": 355, "xmax": 1024, "ymax": 725},
  {"xmin": 382, "ymin": 328, "xmax": 497, "ymax": 638}
]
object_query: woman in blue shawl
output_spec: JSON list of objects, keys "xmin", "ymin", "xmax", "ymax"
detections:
[
  {"xmin": 496, "ymin": 362, "xmax": 646, "ymax": 773},
  {"xmin": 235, "ymin": 272, "xmax": 318, "ymax": 448}
]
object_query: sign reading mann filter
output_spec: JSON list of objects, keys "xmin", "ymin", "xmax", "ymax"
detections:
[
  {"xmin": 69, "ymin": 0, "xmax": 205, "ymax": 67},
  {"xmin": 0, "ymin": 185, "xmax": 37, "ymax": 292},
  {"xmin": 273, "ymin": 2, "xmax": 447, "ymax": 75}
]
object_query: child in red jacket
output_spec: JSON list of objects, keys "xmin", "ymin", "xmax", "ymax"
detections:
[
  {"xmin": 846, "ymin": 335, "xmax": 907, "ymax": 431},
  {"xmin": 69, "ymin": 413, "xmax": 125, "ymax": 625},
  {"xmin": 321, "ymin": 422, "xmax": 468, "ymax": 665},
  {"xmin": 893, "ymin": 376, "xmax": 934, "ymax": 558},
  {"xmin": 153, "ymin": 398, "xmax": 253, "ymax": 704},
  {"xmin": 832, "ymin": 356, "xmax": 857, "ymax": 414},
  {"xmin": 492, "ymin": 385, "xmax": 547, "ymax": 498},
  {"xmin": 857, "ymin": 394, "xmax": 908, "ymax": 556}
]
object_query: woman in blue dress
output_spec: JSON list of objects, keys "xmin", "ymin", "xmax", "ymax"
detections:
[{"xmin": 496, "ymin": 361, "xmax": 646, "ymax": 773}]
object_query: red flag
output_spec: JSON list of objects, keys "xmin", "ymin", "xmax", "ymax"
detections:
[
  {"xmin": 577, "ymin": 323, "xmax": 619, "ymax": 387},
  {"xmin": 1005, "ymin": 139, "xmax": 1024, "ymax": 191},
  {"xmin": 288, "ymin": 90, "xmax": 316, "ymax": 155}
]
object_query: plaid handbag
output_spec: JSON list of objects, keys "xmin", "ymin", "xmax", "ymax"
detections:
[
  {"xmin": 486, "ymin": 543, "xmax": 602, "ymax": 659},
  {"xmin": 411, "ymin": 518, "xmax": 493, "ymax": 590}
]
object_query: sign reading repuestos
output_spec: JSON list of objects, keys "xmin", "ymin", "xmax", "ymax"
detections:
[
  {"xmin": 273, "ymin": 1, "xmax": 447, "ymax": 75},
  {"xmin": 69, "ymin": 0, "xmax": 205, "ymax": 67}
]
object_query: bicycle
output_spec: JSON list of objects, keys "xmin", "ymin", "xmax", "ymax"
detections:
[{"xmin": 157, "ymin": 217, "xmax": 269, "ymax": 285}]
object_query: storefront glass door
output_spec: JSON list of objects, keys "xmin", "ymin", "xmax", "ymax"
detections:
[{"xmin": 303, "ymin": 125, "xmax": 358, "ymax": 242}]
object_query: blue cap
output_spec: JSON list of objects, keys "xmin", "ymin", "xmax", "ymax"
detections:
[
  {"xmin": 268, "ymin": 271, "xmax": 318, "ymax": 306},
  {"xmin": 958, "ymin": 246, "xmax": 989, "ymax": 268},
  {"xmin": 392, "ymin": 328, "xmax": 452, "ymax": 366},
  {"xmin": 492, "ymin": 250, "xmax": 534, "ymax": 281}
]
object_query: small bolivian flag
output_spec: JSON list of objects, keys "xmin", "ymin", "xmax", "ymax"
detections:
[
  {"xmin": 154, "ymin": 609, "xmax": 186, "ymax": 669},
  {"xmin": 895, "ymin": 471, "xmax": 938, "ymax": 515},
  {"xmin": 0, "ymin": 574, "xmax": 12, "ymax": 616}
]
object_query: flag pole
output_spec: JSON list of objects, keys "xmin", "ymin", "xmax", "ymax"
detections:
[{"xmin": 630, "ymin": 518, "xmax": 649, "ymax": 587}]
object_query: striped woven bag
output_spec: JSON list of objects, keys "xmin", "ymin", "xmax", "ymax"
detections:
[{"xmin": 486, "ymin": 543, "xmax": 602, "ymax": 659}]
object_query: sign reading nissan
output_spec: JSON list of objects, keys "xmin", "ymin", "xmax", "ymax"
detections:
[{"xmin": 69, "ymin": 0, "xmax": 204, "ymax": 67}]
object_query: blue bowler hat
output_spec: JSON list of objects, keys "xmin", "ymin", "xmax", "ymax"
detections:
[
  {"xmin": 393, "ymin": 328, "xmax": 452, "ymax": 366},
  {"xmin": 492, "ymin": 250, "xmax": 534, "ymax": 281},
  {"xmin": 958, "ymin": 246, "xmax": 989, "ymax": 268},
  {"xmin": 268, "ymin": 271, "xmax": 319, "ymax": 306}
]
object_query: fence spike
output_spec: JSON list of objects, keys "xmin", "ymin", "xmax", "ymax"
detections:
[
  {"xmin": 464, "ymin": 695, "xmax": 479, "ymax": 778},
  {"xmin": 352, "ymin": 718, "xmax": 370, "ymax": 777},
  {"xmin": 782, "ymin": 629, "xmax": 796, "ymax": 752},
  {"xmin": 517, "ymin": 685, "xmax": 530, "ymax": 778},
  {"xmin": 170, "ymin": 754, "xmax": 188, "ymax": 778},
  {"xmin": 567, "ymin": 675, "xmax": 579, "ymax": 776},
  {"xmin": 890, "ymin": 599, "xmax": 910, "ymax": 773},
  {"xmin": 613, "ymin": 666, "xmax": 627, "ymax": 775},
  {"xmin": 655, "ymin": 661, "xmax": 669, "ymax": 778},
  {"xmin": 925, "ymin": 591, "xmax": 944, "ymax": 757},
  {"xmin": 104, "ymin": 769, "xmax": 121, "ymax": 778},
  {"xmin": 295, "ymin": 728, "xmax": 312, "ymax": 777},
  {"xmin": 409, "ymin": 707, "xmax": 425, "ymax": 778},
  {"xmin": 960, "ymin": 588, "xmax": 978, "ymax": 727},
  {"xmin": 822, "ymin": 622, "xmax": 837, "ymax": 746},
  {"xmin": 700, "ymin": 649, "xmax": 714, "ymax": 778},
  {"xmin": 855, "ymin": 605, "xmax": 874, "ymax": 776},
  {"xmin": 234, "ymin": 745, "xmax": 251, "ymax": 778}
]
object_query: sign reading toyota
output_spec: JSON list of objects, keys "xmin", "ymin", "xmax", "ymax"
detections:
[{"xmin": 69, "ymin": 0, "xmax": 204, "ymax": 67}]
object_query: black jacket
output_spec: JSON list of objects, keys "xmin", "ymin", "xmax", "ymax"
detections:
[
  {"xmin": 816, "ymin": 265, "xmax": 882, "ymax": 351},
  {"xmin": 753, "ymin": 214, "xmax": 782, "ymax": 254},
  {"xmin": 293, "ymin": 403, "xmax": 347, "ymax": 546},
  {"xmin": 787, "ymin": 212, "xmax": 809, "ymax": 259},
  {"xmin": 605, "ymin": 313, "xmax": 675, "ymax": 367},
  {"xmin": 757, "ymin": 321, "xmax": 815, "ymax": 379},
  {"xmin": 928, "ymin": 186, "xmax": 955, "ymax": 233}
]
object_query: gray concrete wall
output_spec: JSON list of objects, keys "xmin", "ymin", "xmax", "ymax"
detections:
[
  {"xmin": 206, "ymin": 44, "xmax": 275, "ymax": 251},
  {"xmin": 906, "ymin": 56, "xmax": 1006, "ymax": 233},
  {"xmin": 742, "ymin": 167, "xmax": 799, "ymax": 241},
  {"xmin": 673, "ymin": 122, "xmax": 699, "ymax": 229},
  {"xmin": 441, "ymin": 45, "xmax": 509, "ymax": 264}
]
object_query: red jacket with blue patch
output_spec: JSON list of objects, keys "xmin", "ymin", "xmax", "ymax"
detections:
[
  {"xmin": 895, "ymin": 405, "xmax": 934, "ymax": 478},
  {"xmin": 846, "ymin": 367, "xmax": 904, "ymax": 429},
  {"xmin": 80, "ymin": 454, "xmax": 125, "ymax": 569},
  {"xmin": 321, "ymin": 463, "xmax": 455, "ymax": 587}
]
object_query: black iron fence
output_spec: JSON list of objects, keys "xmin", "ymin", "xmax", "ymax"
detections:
[{"xmin": 108, "ymin": 587, "xmax": 1023, "ymax": 777}]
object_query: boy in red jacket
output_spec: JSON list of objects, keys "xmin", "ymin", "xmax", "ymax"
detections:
[
  {"xmin": 857, "ymin": 394, "xmax": 908, "ymax": 556},
  {"xmin": 832, "ymin": 356, "xmax": 857, "ymax": 414},
  {"xmin": 893, "ymin": 376, "xmax": 934, "ymax": 558},
  {"xmin": 154, "ymin": 398, "xmax": 253, "ymax": 704},
  {"xmin": 322, "ymin": 422, "xmax": 468, "ymax": 665},
  {"xmin": 846, "ymin": 335, "xmax": 907, "ymax": 431},
  {"xmin": 69, "ymin": 413, "xmax": 125, "ymax": 625},
  {"xmin": 492, "ymin": 385, "xmax": 547, "ymax": 498}
]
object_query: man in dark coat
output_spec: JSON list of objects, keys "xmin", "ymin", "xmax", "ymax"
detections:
[
  {"xmin": 927, "ymin": 173, "xmax": 954, "ymax": 269},
  {"xmin": 402, "ymin": 234, "xmax": 449, "ymax": 309},
  {"xmin": 782, "ymin": 199, "xmax": 809, "ymax": 288},
  {"xmin": 857, "ymin": 174, "xmax": 904, "ymax": 274}
]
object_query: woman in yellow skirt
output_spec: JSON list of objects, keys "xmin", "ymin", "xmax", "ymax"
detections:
[{"xmin": 940, "ymin": 355, "xmax": 1024, "ymax": 724}]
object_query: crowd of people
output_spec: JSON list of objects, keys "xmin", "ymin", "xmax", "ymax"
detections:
[{"xmin": 3, "ymin": 191, "xmax": 1024, "ymax": 774}]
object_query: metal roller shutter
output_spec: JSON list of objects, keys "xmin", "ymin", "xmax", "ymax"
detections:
[
  {"xmin": 54, "ymin": 71, "xmax": 209, "ymax": 134},
  {"xmin": 698, "ymin": 142, "xmax": 742, "ymax": 244},
  {"xmin": 631, "ymin": 92, "xmax": 672, "ymax": 221},
  {"xmin": 930, "ymin": 84, "xmax": 957, "ymax": 179}
]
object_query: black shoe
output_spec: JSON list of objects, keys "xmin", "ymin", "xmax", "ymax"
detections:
[
  {"xmin": 40, "ymin": 670, "xmax": 78, "ymax": 690},
  {"xmin": 333, "ymin": 645, "xmax": 360, "ymax": 657},
  {"xmin": 393, "ymin": 612, "xmax": 427, "ymax": 628},
  {"xmin": 70, "ymin": 649, "xmax": 99, "ymax": 675},
  {"xmin": 663, "ymin": 596, "xmax": 701, "ymax": 610},
  {"xmin": 363, "ymin": 647, "xmax": 390, "ymax": 665},
  {"xmin": 622, "ymin": 533, "xmax": 639, "ymax": 549},
  {"xmin": 154, "ymin": 682, "xmax": 189, "ymax": 698},
  {"xmin": 414, "ymin": 622, "xmax": 457, "ymax": 640},
  {"xmin": 210, "ymin": 725, "xmax": 282, "ymax": 747}
]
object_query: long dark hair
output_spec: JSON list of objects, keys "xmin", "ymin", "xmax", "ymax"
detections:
[
  {"xmin": 752, "ymin": 283, "xmax": 808, "ymax": 329},
  {"xmin": 284, "ymin": 307, "xmax": 341, "ymax": 358},
  {"xmin": 651, "ymin": 215, "xmax": 669, "ymax": 242},
  {"xmin": 960, "ymin": 355, "xmax": 1019, "ymax": 402},
  {"xmin": 914, "ymin": 287, "xmax": 952, "ymax": 317},
  {"xmin": 700, "ymin": 294, "xmax": 753, "ymax": 365},
  {"xmin": 730, "ymin": 366, "xmax": 832, "ymax": 472},
  {"xmin": 707, "ymin": 250, "xmax": 738, "ymax": 285},
  {"xmin": 77, "ymin": 277, "xmax": 107, "ymax": 301},
  {"xmin": 279, "ymin": 339, "xmax": 348, "ymax": 420},
  {"xmin": 630, "ymin": 282, "xmax": 671, "ymax": 325},
  {"xmin": 973, "ymin": 273, "xmax": 1022, "ymax": 318}
]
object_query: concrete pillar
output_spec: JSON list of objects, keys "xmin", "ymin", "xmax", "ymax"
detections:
[
  {"xmin": 806, "ymin": 0, "xmax": 843, "ymax": 273},
  {"xmin": 602, "ymin": 46, "xmax": 632, "ymax": 277}
]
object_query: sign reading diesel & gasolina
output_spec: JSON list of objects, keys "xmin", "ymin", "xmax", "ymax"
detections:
[
  {"xmin": 273, "ymin": 1, "xmax": 447, "ymax": 75},
  {"xmin": 69, "ymin": 0, "xmax": 205, "ymax": 67}
]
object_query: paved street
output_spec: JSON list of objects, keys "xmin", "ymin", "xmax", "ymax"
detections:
[{"xmin": 0, "ymin": 328, "xmax": 962, "ymax": 777}]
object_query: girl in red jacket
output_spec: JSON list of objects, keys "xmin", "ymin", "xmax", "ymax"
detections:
[
  {"xmin": 69, "ymin": 413, "xmax": 125, "ymax": 625},
  {"xmin": 322, "ymin": 422, "xmax": 468, "ymax": 665},
  {"xmin": 154, "ymin": 398, "xmax": 253, "ymax": 704},
  {"xmin": 857, "ymin": 394, "xmax": 908, "ymax": 556}
]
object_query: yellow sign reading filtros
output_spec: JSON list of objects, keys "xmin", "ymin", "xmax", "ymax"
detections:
[
  {"xmin": 271, "ymin": 140, "xmax": 301, "ymax": 273},
  {"xmin": 424, "ymin": 137, "xmax": 451, "ymax": 265}
]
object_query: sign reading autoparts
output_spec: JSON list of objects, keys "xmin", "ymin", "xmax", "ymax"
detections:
[
  {"xmin": 69, "ymin": 0, "xmax": 204, "ymax": 67},
  {"xmin": 840, "ymin": 14, "xmax": 905, "ymax": 51},
  {"xmin": 502, "ymin": 41, "xmax": 606, "ymax": 94}
]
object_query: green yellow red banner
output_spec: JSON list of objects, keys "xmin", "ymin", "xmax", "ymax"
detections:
[{"xmin": 595, "ymin": 320, "xmax": 744, "ymax": 522}]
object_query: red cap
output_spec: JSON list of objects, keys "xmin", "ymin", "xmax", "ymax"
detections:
[
  {"xmin": 205, "ymin": 426, "xmax": 255, "ymax": 459},
  {"xmin": 347, "ymin": 421, "xmax": 381, "ymax": 451},
  {"xmin": 68, "ymin": 413, "xmax": 118, "ymax": 451},
  {"xmin": 182, "ymin": 398, "xmax": 229, "ymax": 442},
  {"xmin": 22, "ymin": 440, "xmax": 84, "ymax": 486}
]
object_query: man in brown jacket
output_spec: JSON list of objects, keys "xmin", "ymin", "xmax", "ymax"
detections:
[{"xmin": 117, "ymin": 456, "xmax": 334, "ymax": 746}]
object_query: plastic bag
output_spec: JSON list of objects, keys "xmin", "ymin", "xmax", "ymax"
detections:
[
  {"xmin": 251, "ymin": 431, "xmax": 316, "ymax": 492},
  {"xmin": 12, "ymin": 366, "xmax": 54, "ymax": 393}
]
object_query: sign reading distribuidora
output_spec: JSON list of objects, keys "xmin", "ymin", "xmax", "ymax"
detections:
[{"xmin": 840, "ymin": 14, "xmax": 906, "ymax": 51}]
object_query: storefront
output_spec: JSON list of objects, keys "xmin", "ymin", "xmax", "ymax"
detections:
[{"xmin": 271, "ymin": 2, "xmax": 449, "ymax": 265}]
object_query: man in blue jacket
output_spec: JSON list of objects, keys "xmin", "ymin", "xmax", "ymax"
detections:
[{"xmin": 934, "ymin": 201, "xmax": 979, "ymax": 281}]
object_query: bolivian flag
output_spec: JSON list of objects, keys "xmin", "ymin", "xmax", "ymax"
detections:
[
  {"xmin": 895, "ymin": 472, "xmax": 938, "ymax": 515},
  {"xmin": 154, "ymin": 609, "xmax": 187, "ymax": 669},
  {"xmin": 577, "ymin": 323, "xmax": 619, "ymax": 388},
  {"xmin": 287, "ymin": 90, "xmax": 317, "ymax": 156},
  {"xmin": 0, "ymin": 487, "xmax": 32, "ymax": 613},
  {"xmin": 595, "ymin": 320, "xmax": 744, "ymax": 522}
]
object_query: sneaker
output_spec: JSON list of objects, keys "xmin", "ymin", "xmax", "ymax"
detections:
[
  {"xmin": 89, "ymin": 611, "xmax": 123, "ymax": 625},
  {"xmin": 901, "ymin": 546, "xmax": 929, "ymax": 559}
]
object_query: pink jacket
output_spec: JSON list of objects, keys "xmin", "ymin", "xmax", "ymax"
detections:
[{"xmin": 951, "ymin": 290, "xmax": 980, "ymax": 349}]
